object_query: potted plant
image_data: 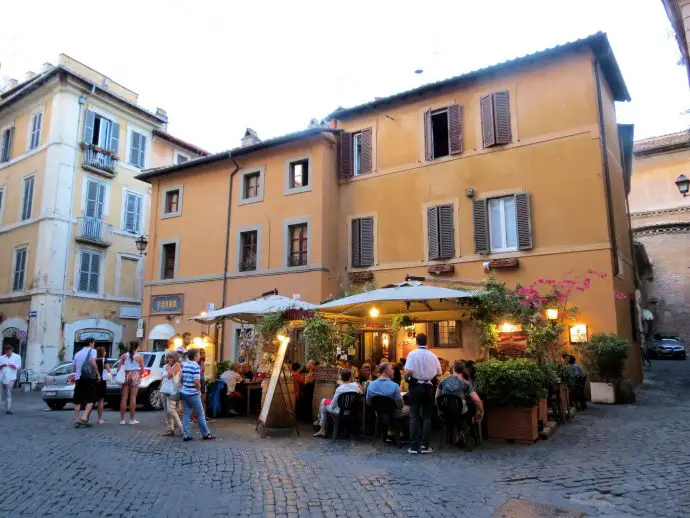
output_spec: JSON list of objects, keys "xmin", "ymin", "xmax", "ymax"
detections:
[
  {"xmin": 475, "ymin": 358, "xmax": 549, "ymax": 442},
  {"xmin": 576, "ymin": 333, "xmax": 629, "ymax": 404}
]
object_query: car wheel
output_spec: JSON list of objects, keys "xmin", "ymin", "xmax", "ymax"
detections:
[
  {"xmin": 145, "ymin": 384, "xmax": 163, "ymax": 411},
  {"xmin": 47, "ymin": 401, "xmax": 66, "ymax": 410}
]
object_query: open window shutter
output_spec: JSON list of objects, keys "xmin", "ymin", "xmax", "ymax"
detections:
[
  {"xmin": 339, "ymin": 132, "xmax": 352, "ymax": 179},
  {"xmin": 480, "ymin": 95, "xmax": 495, "ymax": 148},
  {"xmin": 438, "ymin": 204, "xmax": 455, "ymax": 259},
  {"xmin": 109, "ymin": 122, "xmax": 120, "ymax": 154},
  {"xmin": 79, "ymin": 251, "xmax": 90, "ymax": 291},
  {"xmin": 6, "ymin": 127, "xmax": 14, "ymax": 159},
  {"xmin": 473, "ymin": 199, "xmax": 489, "ymax": 254},
  {"xmin": 492, "ymin": 91, "xmax": 512, "ymax": 145},
  {"xmin": 360, "ymin": 217, "xmax": 374, "ymax": 267},
  {"xmin": 85, "ymin": 181, "xmax": 97, "ymax": 218},
  {"xmin": 139, "ymin": 135, "xmax": 147, "ymax": 166},
  {"xmin": 423, "ymin": 110, "xmax": 433, "ymax": 161},
  {"xmin": 134, "ymin": 195, "xmax": 142, "ymax": 233},
  {"xmin": 427, "ymin": 206, "xmax": 440, "ymax": 260},
  {"xmin": 83, "ymin": 110, "xmax": 95, "ymax": 144},
  {"xmin": 351, "ymin": 219, "xmax": 361, "ymax": 267},
  {"xmin": 515, "ymin": 192, "xmax": 533, "ymax": 250},
  {"xmin": 360, "ymin": 128, "xmax": 372, "ymax": 174},
  {"xmin": 448, "ymin": 104, "xmax": 463, "ymax": 155},
  {"xmin": 89, "ymin": 253, "xmax": 100, "ymax": 293},
  {"xmin": 96, "ymin": 183, "xmax": 106, "ymax": 219}
]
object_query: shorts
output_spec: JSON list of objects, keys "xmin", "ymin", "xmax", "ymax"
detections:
[
  {"xmin": 73, "ymin": 377, "xmax": 97, "ymax": 405},
  {"xmin": 96, "ymin": 380, "xmax": 107, "ymax": 401},
  {"xmin": 200, "ymin": 379, "xmax": 207, "ymax": 395},
  {"xmin": 125, "ymin": 371, "xmax": 141, "ymax": 388}
]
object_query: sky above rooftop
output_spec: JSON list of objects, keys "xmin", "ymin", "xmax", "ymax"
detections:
[{"xmin": 1, "ymin": 0, "xmax": 688, "ymax": 153}]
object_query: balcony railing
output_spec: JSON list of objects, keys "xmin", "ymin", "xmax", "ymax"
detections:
[
  {"xmin": 76, "ymin": 217, "xmax": 112, "ymax": 247},
  {"xmin": 82, "ymin": 144, "xmax": 117, "ymax": 177}
]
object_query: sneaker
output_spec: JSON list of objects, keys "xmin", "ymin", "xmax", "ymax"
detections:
[
  {"xmin": 129, "ymin": 420, "xmax": 139, "ymax": 425},
  {"xmin": 421, "ymin": 446, "xmax": 434, "ymax": 454},
  {"xmin": 407, "ymin": 447, "xmax": 419, "ymax": 454},
  {"xmin": 98, "ymin": 419, "xmax": 105, "ymax": 425},
  {"xmin": 202, "ymin": 434, "xmax": 216, "ymax": 440},
  {"xmin": 183, "ymin": 436, "xmax": 193, "ymax": 442},
  {"xmin": 119, "ymin": 420, "xmax": 126, "ymax": 425},
  {"xmin": 5, "ymin": 411, "xmax": 13, "ymax": 415}
]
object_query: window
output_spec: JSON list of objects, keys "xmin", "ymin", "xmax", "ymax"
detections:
[
  {"xmin": 21, "ymin": 176, "xmax": 35, "ymax": 221},
  {"xmin": 288, "ymin": 223, "xmax": 308, "ymax": 267},
  {"xmin": 162, "ymin": 243, "xmax": 177, "ymax": 279},
  {"xmin": 239, "ymin": 231, "xmax": 258, "ymax": 271},
  {"xmin": 12, "ymin": 247, "xmax": 27, "ymax": 292},
  {"xmin": 431, "ymin": 109, "xmax": 449, "ymax": 158},
  {"xmin": 434, "ymin": 321, "xmax": 462, "ymax": 347},
  {"xmin": 83, "ymin": 110, "xmax": 119, "ymax": 152},
  {"xmin": 480, "ymin": 91, "xmax": 511, "ymax": 148},
  {"xmin": 473, "ymin": 193, "xmax": 532, "ymax": 254},
  {"xmin": 243, "ymin": 172, "xmax": 260, "ymax": 199},
  {"xmin": 0, "ymin": 126, "xmax": 14, "ymax": 163},
  {"xmin": 123, "ymin": 191, "xmax": 143, "ymax": 233},
  {"xmin": 78, "ymin": 249, "xmax": 101, "ymax": 294},
  {"xmin": 424, "ymin": 105, "xmax": 463, "ymax": 160},
  {"xmin": 85, "ymin": 179, "xmax": 106, "ymax": 220},
  {"xmin": 175, "ymin": 152, "xmax": 189, "ymax": 165},
  {"xmin": 0, "ymin": 187, "xmax": 5, "ymax": 223},
  {"xmin": 339, "ymin": 129, "xmax": 372, "ymax": 179},
  {"xmin": 165, "ymin": 189, "xmax": 180, "ymax": 214},
  {"xmin": 353, "ymin": 132, "xmax": 363, "ymax": 176},
  {"xmin": 29, "ymin": 112, "xmax": 42, "ymax": 150},
  {"xmin": 289, "ymin": 159, "xmax": 309, "ymax": 189},
  {"xmin": 427, "ymin": 204, "xmax": 455, "ymax": 260},
  {"xmin": 129, "ymin": 130, "xmax": 147, "ymax": 168},
  {"xmin": 351, "ymin": 217, "xmax": 374, "ymax": 268}
]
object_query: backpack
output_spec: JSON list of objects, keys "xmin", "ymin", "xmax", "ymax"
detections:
[{"xmin": 80, "ymin": 349, "xmax": 98, "ymax": 380}]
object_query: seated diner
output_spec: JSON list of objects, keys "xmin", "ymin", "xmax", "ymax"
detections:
[
  {"xmin": 366, "ymin": 362, "xmax": 410, "ymax": 419},
  {"xmin": 313, "ymin": 369, "xmax": 361, "ymax": 438},
  {"xmin": 436, "ymin": 360, "xmax": 484, "ymax": 439}
]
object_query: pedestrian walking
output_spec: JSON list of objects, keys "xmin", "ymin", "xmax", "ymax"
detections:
[
  {"xmin": 73, "ymin": 339, "xmax": 100, "ymax": 427},
  {"xmin": 180, "ymin": 349, "xmax": 215, "ymax": 441},
  {"xmin": 95, "ymin": 347, "xmax": 111, "ymax": 425},
  {"xmin": 161, "ymin": 350, "xmax": 182, "ymax": 436},
  {"xmin": 404, "ymin": 333, "xmax": 441, "ymax": 454},
  {"xmin": 119, "ymin": 343, "xmax": 144, "ymax": 425},
  {"xmin": 0, "ymin": 343, "xmax": 21, "ymax": 415}
]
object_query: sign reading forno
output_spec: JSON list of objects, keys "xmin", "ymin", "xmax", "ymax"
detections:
[{"xmin": 151, "ymin": 294, "xmax": 184, "ymax": 315}]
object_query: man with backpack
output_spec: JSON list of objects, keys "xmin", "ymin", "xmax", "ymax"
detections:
[{"xmin": 73, "ymin": 338, "xmax": 100, "ymax": 428}]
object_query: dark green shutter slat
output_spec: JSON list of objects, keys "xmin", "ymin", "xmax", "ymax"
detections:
[
  {"xmin": 448, "ymin": 104, "xmax": 463, "ymax": 155},
  {"xmin": 438, "ymin": 204, "xmax": 455, "ymax": 259},
  {"xmin": 340, "ymin": 132, "xmax": 352, "ymax": 179},
  {"xmin": 351, "ymin": 219, "xmax": 360, "ymax": 267},
  {"xmin": 427, "ymin": 206, "xmax": 439, "ymax": 260},
  {"xmin": 360, "ymin": 217, "xmax": 374, "ymax": 267},
  {"xmin": 515, "ymin": 193, "xmax": 533, "ymax": 250},
  {"xmin": 480, "ymin": 95, "xmax": 495, "ymax": 148},
  {"xmin": 473, "ymin": 199, "xmax": 489, "ymax": 254},
  {"xmin": 493, "ymin": 91, "xmax": 512, "ymax": 145}
]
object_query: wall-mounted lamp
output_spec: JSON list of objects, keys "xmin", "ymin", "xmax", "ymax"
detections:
[
  {"xmin": 675, "ymin": 174, "xmax": 689, "ymax": 197},
  {"xmin": 135, "ymin": 235, "xmax": 149, "ymax": 256},
  {"xmin": 546, "ymin": 308, "xmax": 559, "ymax": 321}
]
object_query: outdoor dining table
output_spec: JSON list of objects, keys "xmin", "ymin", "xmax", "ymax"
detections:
[{"xmin": 242, "ymin": 381, "xmax": 263, "ymax": 416}]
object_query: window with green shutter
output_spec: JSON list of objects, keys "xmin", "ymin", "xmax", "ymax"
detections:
[
  {"xmin": 427, "ymin": 204, "xmax": 455, "ymax": 260},
  {"xmin": 1, "ymin": 125, "xmax": 14, "ymax": 163},
  {"xmin": 78, "ymin": 249, "xmax": 101, "ymax": 294},
  {"xmin": 351, "ymin": 217, "xmax": 374, "ymax": 267},
  {"xmin": 124, "ymin": 191, "xmax": 143, "ymax": 233},
  {"xmin": 12, "ymin": 247, "xmax": 27, "ymax": 292},
  {"xmin": 129, "ymin": 130, "xmax": 147, "ymax": 168}
]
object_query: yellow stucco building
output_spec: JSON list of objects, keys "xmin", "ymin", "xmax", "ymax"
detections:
[
  {"xmin": 138, "ymin": 33, "xmax": 640, "ymax": 380},
  {"xmin": 0, "ymin": 55, "xmax": 206, "ymax": 376}
]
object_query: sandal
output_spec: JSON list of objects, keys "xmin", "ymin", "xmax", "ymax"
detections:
[
  {"xmin": 78, "ymin": 419, "xmax": 92, "ymax": 427},
  {"xmin": 73, "ymin": 421, "xmax": 81, "ymax": 428}
]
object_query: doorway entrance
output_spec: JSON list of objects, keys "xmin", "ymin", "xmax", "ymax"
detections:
[
  {"xmin": 357, "ymin": 331, "xmax": 395, "ymax": 365},
  {"xmin": 73, "ymin": 329, "xmax": 115, "ymax": 357}
]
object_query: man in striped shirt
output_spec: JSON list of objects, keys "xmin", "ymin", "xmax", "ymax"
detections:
[{"xmin": 180, "ymin": 349, "xmax": 215, "ymax": 441}]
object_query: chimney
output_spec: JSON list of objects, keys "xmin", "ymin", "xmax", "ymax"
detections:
[
  {"xmin": 307, "ymin": 118, "xmax": 324, "ymax": 129},
  {"xmin": 241, "ymin": 128, "xmax": 261, "ymax": 147},
  {"xmin": 25, "ymin": 71, "xmax": 36, "ymax": 81},
  {"xmin": 41, "ymin": 62, "xmax": 53, "ymax": 73},
  {"xmin": 155, "ymin": 108, "xmax": 168, "ymax": 130}
]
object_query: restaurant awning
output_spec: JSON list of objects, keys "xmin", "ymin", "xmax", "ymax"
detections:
[
  {"xmin": 191, "ymin": 294, "xmax": 317, "ymax": 324},
  {"xmin": 148, "ymin": 323, "xmax": 176, "ymax": 340},
  {"xmin": 316, "ymin": 281, "xmax": 482, "ymax": 320}
]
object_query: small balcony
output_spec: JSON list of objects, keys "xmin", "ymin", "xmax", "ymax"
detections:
[
  {"xmin": 76, "ymin": 217, "xmax": 112, "ymax": 247},
  {"xmin": 82, "ymin": 144, "xmax": 117, "ymax": 177}
]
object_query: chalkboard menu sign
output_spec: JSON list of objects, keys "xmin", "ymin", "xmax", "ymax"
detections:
[{"xmin": 314, "ymin": 365, "xmax": 339, "ymax": 382}]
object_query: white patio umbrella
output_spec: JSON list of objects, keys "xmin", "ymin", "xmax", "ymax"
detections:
[
  {"xmin": 316, "ymin": 281, "xmax": 482, "ymax": 320},
  {"xmin": 191, "ymin": 294, "xmax": 317, "ymax": 324}
]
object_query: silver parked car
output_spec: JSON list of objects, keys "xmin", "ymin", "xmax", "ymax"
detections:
[
  {"xmin": 42, "ymin": 358, "xmax": 119, "ymax": 410},
  {"xmin": 650, "ymin": 338, "xmax": 687, "ymax": 360},
  {"xmin": 105, "ymin": 351, "xmax": 167, "ymax": 411}
]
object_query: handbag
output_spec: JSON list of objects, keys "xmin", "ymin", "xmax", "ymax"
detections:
[
  {"xmin": 101, "ymin": 359, "xmax": 112, "ymax": 382},
  {"xmin": 115, "ymin": 367, "xmax": 126, "ymax": 385}
]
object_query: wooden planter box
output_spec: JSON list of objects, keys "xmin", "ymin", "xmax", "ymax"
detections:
[
  {"xmin": 486, "ymin": 405, "xmax": 539, "ymax": 443},
  {"xmin": 538, "ymin": 398, "xmax": 548, "ymax": 425}
]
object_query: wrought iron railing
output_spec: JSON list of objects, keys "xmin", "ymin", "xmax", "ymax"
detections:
[{"xmin": 82, "ymin": 144, "xmax": 117, "ymax": 175}]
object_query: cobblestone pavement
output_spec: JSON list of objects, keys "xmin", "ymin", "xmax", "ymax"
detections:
[{"xmin": 1, "ymin": 360, "xmax": 689, "ymax": 518}]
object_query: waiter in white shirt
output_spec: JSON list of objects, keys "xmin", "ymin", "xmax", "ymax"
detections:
[
  {"xmin": 404, "ymin": 333, "xmax": 441, "ymax": 454},
  {"xmin": 0, "ymin": 343, "xmax": 22, "ymax": 414}
]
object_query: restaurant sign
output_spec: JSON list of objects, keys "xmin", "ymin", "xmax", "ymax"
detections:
[
  {"xmin": 151, "ymin": 294, "xmax": 184, "ymax": 314},
  {"xmin": 314, "ymin": 365, "xmax": 339, "ymax": 382}
]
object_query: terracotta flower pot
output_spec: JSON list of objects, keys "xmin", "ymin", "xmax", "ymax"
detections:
[{"xmin": 486, "ymin": 405, "xmax": 539, "ymax": 443}]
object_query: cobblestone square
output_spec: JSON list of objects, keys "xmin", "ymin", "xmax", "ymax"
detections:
[{"xmin": 1, "ymin": 361, "xmax": 688, "ymax": 517}]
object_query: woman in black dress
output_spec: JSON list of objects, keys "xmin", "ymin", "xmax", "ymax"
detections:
[{"xmin": 95, "ymin": 347, "xmax": 111, "ymax": 425}]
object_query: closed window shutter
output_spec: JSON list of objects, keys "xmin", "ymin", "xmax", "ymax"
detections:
[
  {"xmin": 130, "ymin": 133, "xmax": 141, "ymax": 166},
  {"xmin": 125, "ymin": 194, "xmax": 136, "ymax": 231},
  {"xmin": 139, "ymin": 135, "xmax": 147, "ymax": 166},
  {"xmin": 79, "ymin": 251, "xmax": 91, "ymax": 291},
  {"xmin": 515, "ymin": 192, "xmax": 533, "ymax": 250},
  {"xmin": 89, "ymin": 253, "xmax": 100, "ymax": 293},
  {"xmin": 0, "ymin": 189, "xmax": 4, "ymax": 213},
  {"xmin": 473, "ymin": 199, "xmax": 489, "ymax": 254},
  {"xmin": 31, "ymin": 113, "xmax": 42, "ymax": 149},
  {"xmin": 85, "ymin": 181, "xmax": 98, "ymax": 218},
  {"xmin": 6, "ymin": 127, "xmax": 14, "ymax": 160},
  {"xmin": 427, "ymin": 206, "xmax": 440, "ymax": 260},
  {"xmin": 360, "ymin": 128, "xmax": 373, "ymax": 174},
  {"xmin": 351, "ymin": 219, "xmax": 361, "ymax": 267},
  {"xmin": 480, "ymin": 95, "xmax": 495, "ymax": 148},
  {"xmin": 438, "ymin": 204, "xmax": 455, "ymax": 259},
  {"xmin": 22, "ymin": 177, "xmax": 34, "ymax": 220},
  {"xmin": 83, "ymin": 110, "xmax": 95, "ymax": 144},
  {"xmin": 339, "ymin": 132, "xmax": 352, "ymax": 179},
  {"xmin": 96, "ymin": 183, "xmax": 105, "ymax": 219},
  {"xmin": 134, "ymin": 195, "xmax": 142, "ymax": 232},
  {"xmin": 448, "ymin": 104, "xmax": 463, "ymax": 155},
  {"xmin": 109, "ymin": 122, "xmax": 120, "ymax": 154},
  {"xmin": 492, "ymin": 91, "xmax": 512, "ymax": 145},
  {"xmin": 423, "ymin": 110, "xmax": 433, "ymax": 161},
  {"xmin": 360, "ymin": 217, "xmax": 374, "ymax": 266}
]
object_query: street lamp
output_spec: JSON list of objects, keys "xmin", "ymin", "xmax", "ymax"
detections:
[
  {"xmin": 675, "ymin": 175, "xmax": 689, "ymax": 197},
  {"xmin": 135, "ymin": 235, "xmax": 149, "ymax": 256}
]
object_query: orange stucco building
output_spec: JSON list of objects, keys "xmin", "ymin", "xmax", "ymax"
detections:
[{"xmin": 137, "ymin": 33, "xmax": 640, "ymax": 381}]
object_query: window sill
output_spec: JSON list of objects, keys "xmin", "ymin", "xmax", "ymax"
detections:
[
  {"xmin": 284, "ymin": 185, "xmax": 312, "ymax": 196},
  {"xmin": 161, "ymin": 211, "xmax": 182, "ymax": 220},
  {"xmin": 239, "ymin": 196, "xmax": 263, "ymax": 206},
  {"xmin": 489, "ymin": 247, "xmax": 518, "ymax": 254}
]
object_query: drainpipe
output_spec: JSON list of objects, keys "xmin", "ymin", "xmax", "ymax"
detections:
[{"xmin": 217, "ymin": 156, "xmax": 240, "ymax": 360}]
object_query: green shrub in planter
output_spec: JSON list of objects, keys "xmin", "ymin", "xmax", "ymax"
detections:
[
  {"xmin": 475, "ymin": 358, "xmax": 549, "ymax": 407},
  {"xmin": 575, "ymin": 333, "xmax": 628, "ymax": 383}
]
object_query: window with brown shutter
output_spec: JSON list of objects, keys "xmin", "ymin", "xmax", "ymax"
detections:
[
  {"xmin": 339, "ymin": 132, "xmax": 352, "ymax": 179},
  {"xmin": 480, "ymin": 90, "xmax": 512, "ymax": 148},
  {"xmin": 360, "ymin": 128, "xmax": 372, "ymax": 174},
  {"xmin": 475, "ymin": 193, "xmax": 532, "ymax": 254},
  {"xmin": 473, "ymin": 199, "xmax": 489, "ymax": 254},
  {"xmin": 427, "ymin": 204, "xmax": 455, "ymax": 260},
  {"xmin": 351, "ymin": 217, "xmax": 374, "ymax": 267},
  {"xmin": 424, "ymin": 105, "xmax": 464, "ymax": 160}
]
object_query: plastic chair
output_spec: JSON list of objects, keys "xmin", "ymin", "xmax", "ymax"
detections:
[
  {"xmin": 369, "ymin": 396, "xmax": 402, "ymax": 448},
  {"xmin": 331, "ymin": 392, "xmax": 361, "ymax": 440},
  {"xmin": 437, "ymin": 394, "xmax": 464, "ymax": 449}
]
